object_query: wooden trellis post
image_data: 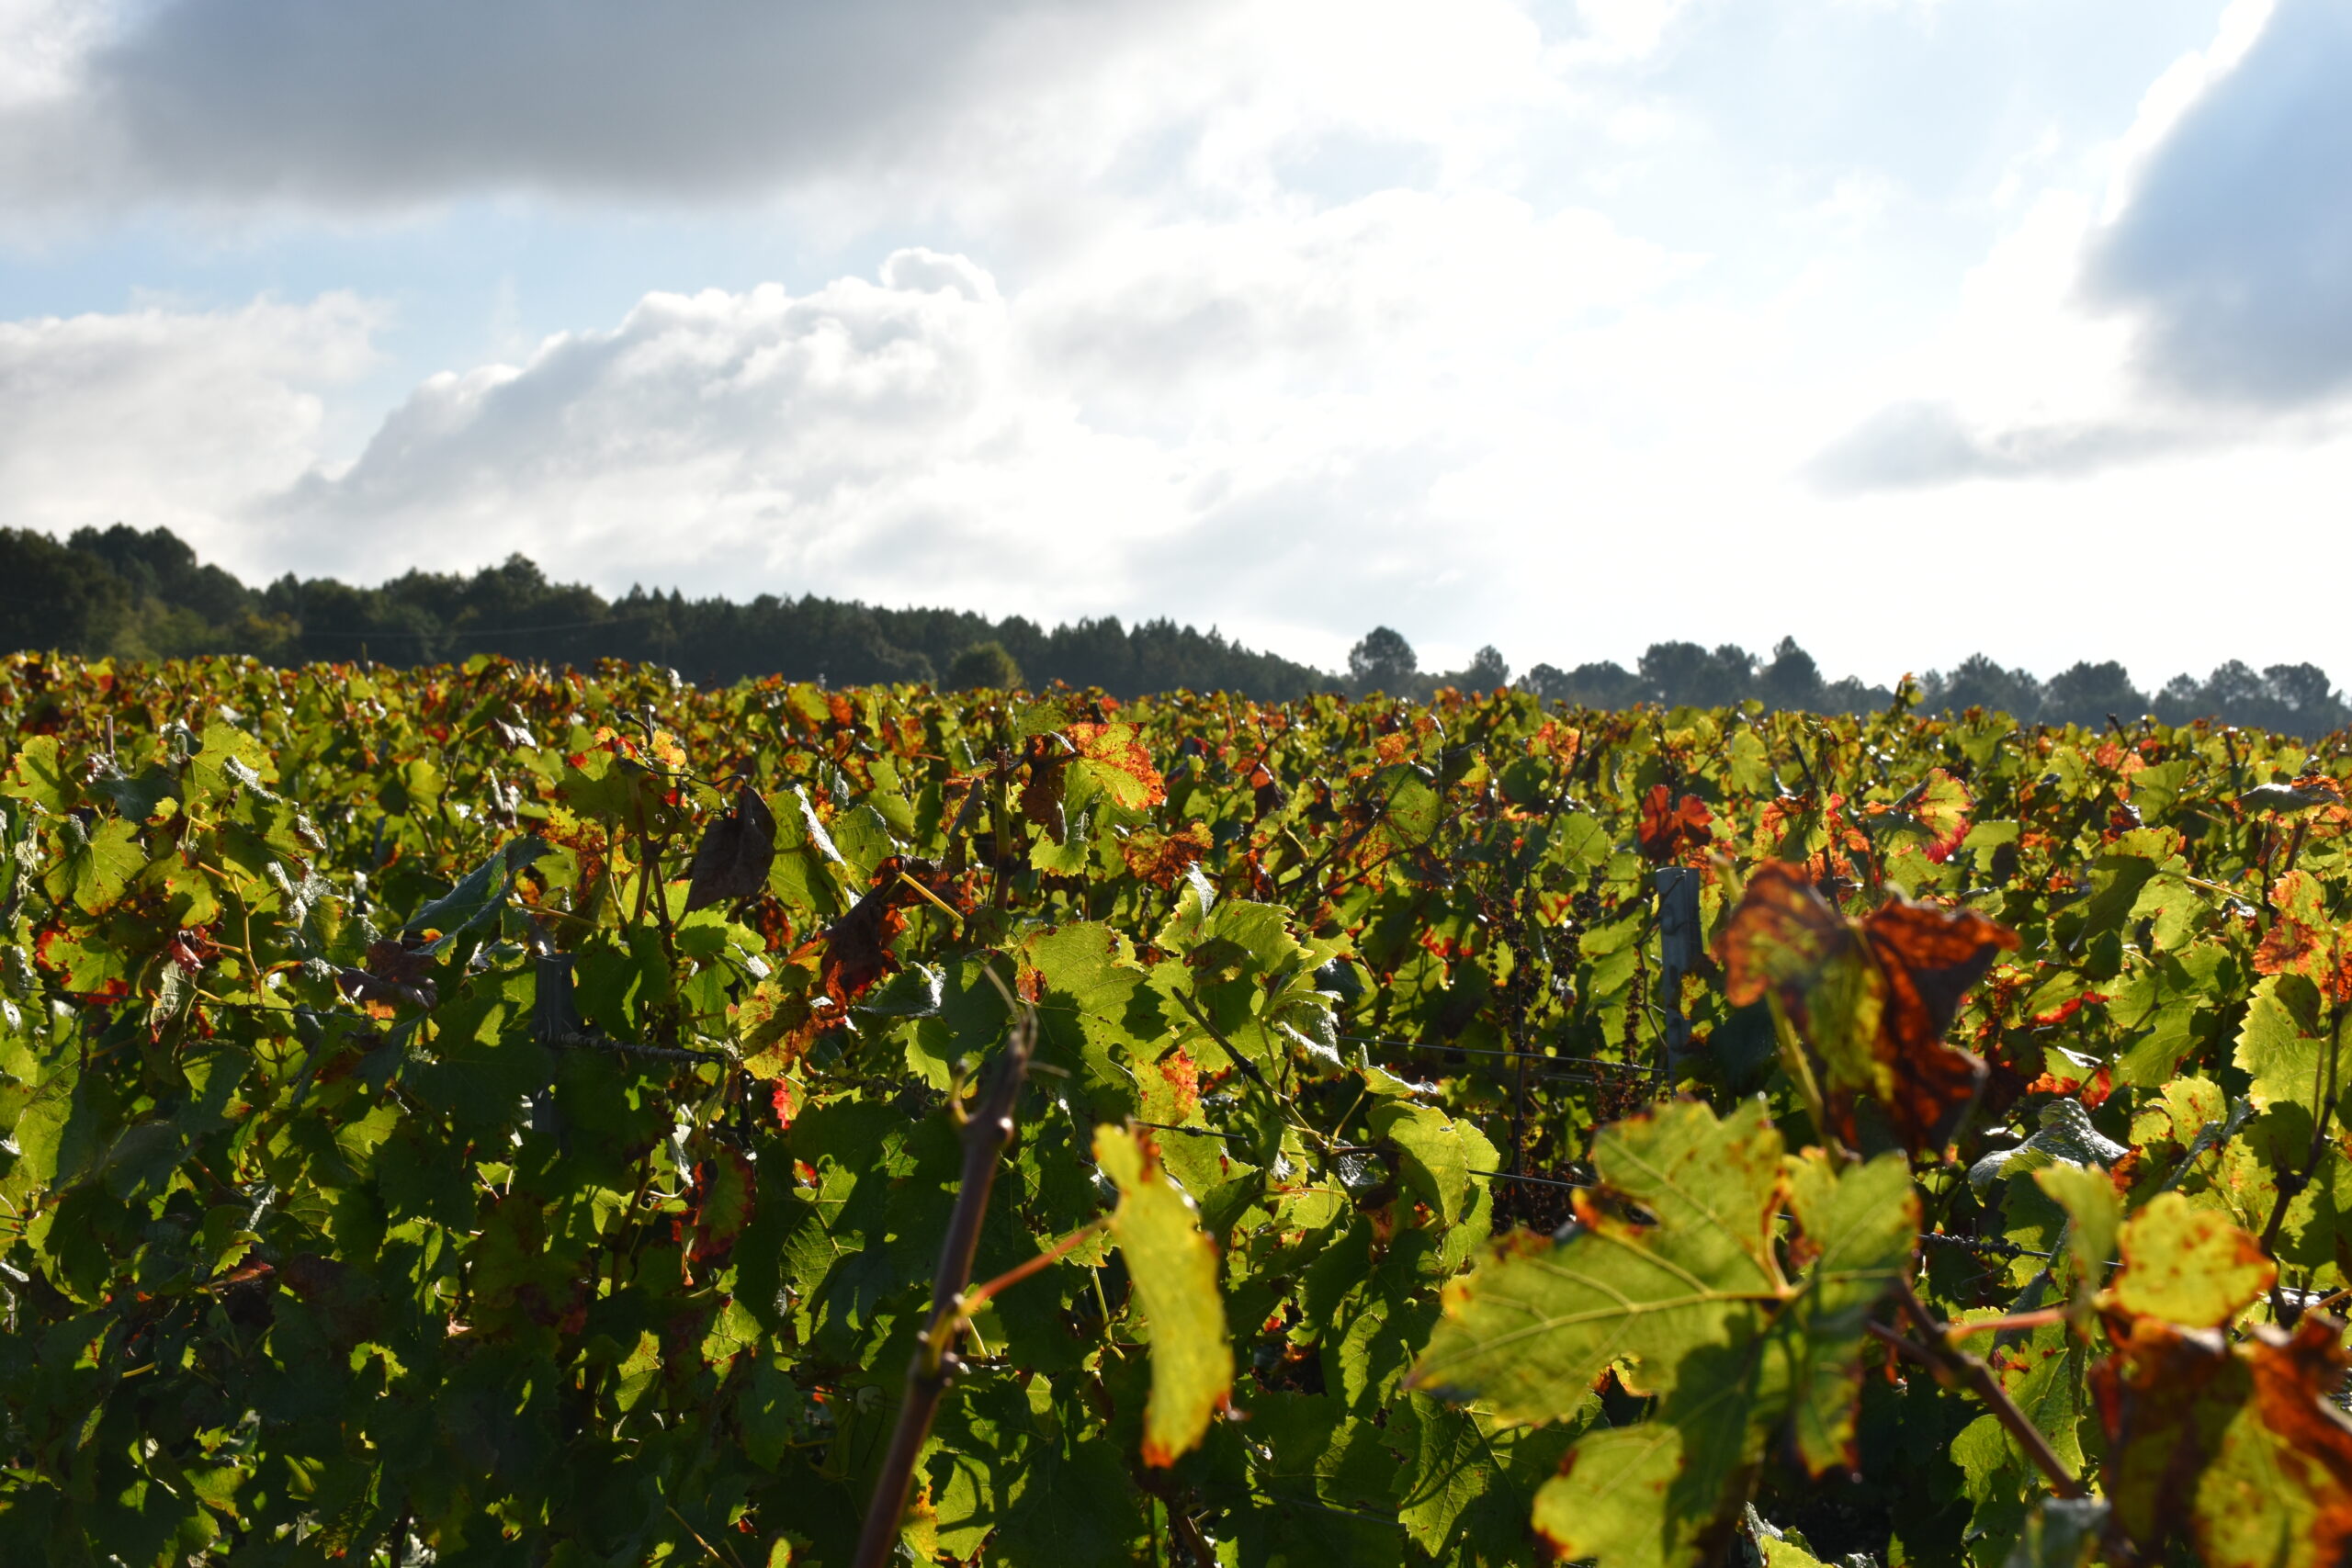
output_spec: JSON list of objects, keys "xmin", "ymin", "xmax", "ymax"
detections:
[{"xmin": 1654, "ymin": 865, "xmax": 1700, "ymax": 1076}]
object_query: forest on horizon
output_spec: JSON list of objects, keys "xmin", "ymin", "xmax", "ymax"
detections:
[{"xmin": 2, "ymin": 522, "xmax": 2343, "ymax": 736}]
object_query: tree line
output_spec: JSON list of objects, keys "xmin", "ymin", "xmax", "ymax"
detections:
[
  {"xmin": 0, "ymin": 525, "xmax": 1327, "ymax": 699},
  {"xmin": 2, "ymin": 525, "xmax": 2342, "ymax": 733},
  {"xmin": 1363, "ymin": 628, "xmax": 2346, "ymax": 735}
]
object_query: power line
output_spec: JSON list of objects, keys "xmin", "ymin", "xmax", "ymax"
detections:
[{"xmin": 1340, "ymin": 1033, "xmax": 1662, "ymax": 1076}]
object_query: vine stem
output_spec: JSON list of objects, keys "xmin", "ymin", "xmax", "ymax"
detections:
[
  {"xmin": 1942, "ymin": 1307, "xmax": 2066, "ymax": 1341},
  {"xmin": 1874, "ymin": 1277, "xmax": 2085, "ymax": 1499},
  {"xmin": 851, "ymin": 997, "xmax": 1037, "ymax": 1568},
  {"xmin": 959, "ymin": 1219, "xmax": 1106, "ymax": 1313}
]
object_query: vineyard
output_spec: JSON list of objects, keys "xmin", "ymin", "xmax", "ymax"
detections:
[{"xmin": 3, "ymin": 649, "xmax": 2350, "ymax": 1567}]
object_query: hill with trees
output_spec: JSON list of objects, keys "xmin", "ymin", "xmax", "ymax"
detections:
[
  {"xmin": 0, "ymin": 525, "xmax": 1327, "ymax": 699},
  {"xmin": 1, "ymin": 524, "xmax": 2342, "ymax": 733}
]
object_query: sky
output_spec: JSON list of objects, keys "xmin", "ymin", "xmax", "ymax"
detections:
[{"xmin": 0, "ymin": 0, "xmax": 2345, "ymax": 687}]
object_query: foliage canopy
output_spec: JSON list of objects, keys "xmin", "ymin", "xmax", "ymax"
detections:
[{"xmin": 1, "ymin": 650, "xmax": 2350, "ymax": 1565}]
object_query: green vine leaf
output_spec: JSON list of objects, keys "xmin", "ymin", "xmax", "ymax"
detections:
[
  {"xmin": 1412, "ymin": 1100, "xmax": 1916, "ymax": 1568},
  {"xmin": 1369, "ymin": 1100, "xmax": 1477, "ymax": 1226},
  {"xmin": 2234, "ymin": 972, "xmax": 2335, "ymax": 1115},
  {"xmin": 42, "ymin": 816, "xmax": 145, "ymax": 914},
  {"xmin": 1411, "ymin": 1099, "xmax": 1789, "ymax": 1424},
  {"xmin": 1777, "ymin": 1147, "xmax": 1918, "ymax": 1473},
  {"xmin": 2001, "ymin": 1497, "xmax": 2109, "ymax": 1567},
  {"xmin": 1093, "ymin": 1122, "xmax": 1233, "ymax": 1466}
]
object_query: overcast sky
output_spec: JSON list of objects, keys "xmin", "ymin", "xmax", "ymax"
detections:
[{"xmin": 0, "ymin": 0, "xmax": 2345, "ymax": 685}]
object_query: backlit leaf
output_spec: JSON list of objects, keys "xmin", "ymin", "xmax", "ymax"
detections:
[
  {"xmin": 1637, "ymin": 786, "xmax": 1713, "ymax": 864},
  {"xmin": 1724, "ymin": 863, "xmax": 2015, "ymax": 1152},
  {"xmin": 2233, "ymin": 972, "xmax": 2334, "ymax": 1113},
  {"xmin": 1412, "ymin": 1099, "xmax": 1788, "ymax": 1422},
  {"xmin": 1775, "ymin": 1147, "xmax": 1918, "ymax": 1474},
  {"xmin": 1066, "ymin": 723, "xmax": 1166, "ymax": 810},
  {"xmin": 2103, "ymin": 1192, "xmax": 2272, "ymax": 1328},
  {"xmin": 1, "ymin": 735, "xmax": 68, "ymax": 813},
  {"xmin": 1369, "ymin": 1100, "xmax": 1475, "ymax": 1226},
  {"xmin": 1418, "ymin": 1102, "xmax": 1914, "ymax": 1568},
  {"xmin": 2095, "ymin": 1314, "xmax": 2352, "ymax": 1568},
  {"xmin": 2032, "ymin": 1164, "xmax": 2121, "ymax": 1296},
  {"xmin": 1093, "ymin": 1123, "xmax": 1232, "ymax": 1465}
]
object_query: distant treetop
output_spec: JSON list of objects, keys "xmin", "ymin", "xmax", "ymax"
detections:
[{"xmin": 1520, "ymin": 637, "xmax": 2346, "ymax": 738}]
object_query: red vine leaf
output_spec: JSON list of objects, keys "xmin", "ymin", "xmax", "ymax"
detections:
[
  {"xmin": 1639, "ymin": 784, "xmax": 1713, "ymax": 863},
  {"xmin": 819, "ymin": 855, "xmax": 923, "ymax": 1005},
  {"xmin": 687, "ymin": 1149, "xmax": 757, "ymax": 1264},
  {"xmin": 1020, "ymin": 736, "xmax": 1071, "ymax": 842},
  {"xmin": 339, "ymin": 936, "xmax": 438, "ymax": 1012}
]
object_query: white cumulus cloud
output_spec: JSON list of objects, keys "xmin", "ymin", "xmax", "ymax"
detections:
[
  {"xmin": 0, "ymin": 294, "xmax": 379, "ymax": 558},
  {"xmin": 228, "ymin": 195, "xmax": 1693, "ymax": 665}
]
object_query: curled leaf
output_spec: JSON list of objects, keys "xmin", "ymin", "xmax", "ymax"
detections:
[
  {"xmin": 1966, "ymin": 1099, "xmax": 2128, "ymax": 1195},
  {"xmin": 2239, "ymin": 778, "xmax": 2346, "ymax": 815}
]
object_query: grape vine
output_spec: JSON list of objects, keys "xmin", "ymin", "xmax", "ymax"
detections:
[{"xmin": 0, "ymin": 651, "xmax": 2347, "ymax": 1566}]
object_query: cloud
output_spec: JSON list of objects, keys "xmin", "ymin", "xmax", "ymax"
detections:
[
  {"xmin": 1021, "ymin": 190, "xmax": 1682, "ymax": 423},
  {"xmin": 0, "ymin": 294, "xmax": 379, "ymax": 555},
  {"xmin": 255, "ymin": 259, "xmax": 1101, "ymax": 593},
  {"xmin": 1803, "ymin": 2, "xmax": 2352, "ymax": 491},
  {"xmin": 2086, "ymin": 0, "xmax": 2352, "ymax": 405},
  {"xmin": 192, "ymin": 190, "xmax": 1683, "ymax": 662},
  {"xmin": 0, "ymin": 0, "xmax": 1586, "ymax": 222},
  {"xmin": 0, "ymin": 0, "xmax": 112, "ymax": 110},
  {"xmin": 1804, "ymin": 400, "xmax": 2177, "ymax": 491},
  {"xmin": 0, "ymin": 0, "xmax": 1212, "ymax": 212},
  {"xmin": 1564, "ymin": 0, "xmax": 1697, "ymax": 65}
]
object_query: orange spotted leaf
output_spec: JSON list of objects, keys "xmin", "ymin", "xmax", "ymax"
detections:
[
  {"xmin": 1120, "ymin": 822, "xmax": 1213, "ymax": 888},
  {"xmin": 1067, "ymin": 722, "xmax": 1167, "ymax": 809},
  {"xmin": 2094, "ymin": 1314, "xmax": 2352, "ymax": 1568}
]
